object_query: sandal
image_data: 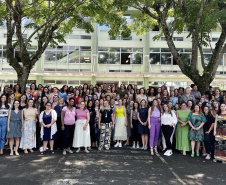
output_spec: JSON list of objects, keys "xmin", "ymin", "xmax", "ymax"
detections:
[
  {"xmin": 150, "ymin": 147, "xmax": 154, "ymax": 156},
  {"xmin": 213, "ymin": 159, "xmax": 217, "ymax": 163},
  {"xmin": 196, "ymin": 153, "xmax": 200, "ymax": 157},
  {"xmin": 50, "ymin": 150, "xmax": 54, "ymax": 154},
  {"xmin": 40, "ymin": 151, "xmax": 46, "ymax": 155},
  {"xmin": 154, "ymin": 147, "xmax": 158, "ymax": 154},
  {"xmin": 191, "ymin": 153, "xmax": 195, "ymax": 158}
]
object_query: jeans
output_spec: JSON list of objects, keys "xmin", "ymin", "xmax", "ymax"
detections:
[
  {"xmin": 0, "ymin": 117, "xmax": 8, "ymax": 149},
  {"xmin": 162, "ymin": 125, "xmax": 174, "ymax": 150},
  {"xmin": 204, "ymin": 131, "xmax": 214, "ymax": 154}
]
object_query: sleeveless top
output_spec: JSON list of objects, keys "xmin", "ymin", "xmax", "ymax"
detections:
[
  {"xmin": 30, "ymin": 90, "xmax": 38, "ymax": 99},
  {"xmin": 116, "ymin": 106, "xmax": 124, "ymax": 117},
  {"xmin": 132, "ymin": 110, "xmax": 138, "ymax": 120}
]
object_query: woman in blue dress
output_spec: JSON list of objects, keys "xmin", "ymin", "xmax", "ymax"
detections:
[
  {"xmin": 7, "ymin": 100, "xmax": 23, "ymax": 156},
  {"xmin": 39, "ymin": 102, "xmax": 57, "ymax": 154},
  {"xmin": 137, "ymin": 99, "xmax": 149, "ymax": 150}
]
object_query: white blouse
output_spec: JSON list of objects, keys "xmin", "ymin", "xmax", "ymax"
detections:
[{"xmin": 161, "ymin": 112, "xmax": 177, "ymax": 126}]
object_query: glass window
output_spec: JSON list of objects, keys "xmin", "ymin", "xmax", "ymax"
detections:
[
  {"xmin": 81, "ymin": 35, "xmax": 91, "ymax": 39},
  {"xmin": 80, "ymin": 52, "xmax": 91, "ymax": 63},
  {"xmin": 161, "ymin": 53, "xmax": 172, "ymax": 65},
  {"xmin": 110, "ymin": 48, "xmax": 120, "ymax": 52},
  {"xmin": 173, "ymin": 37, "xmax": 183, "ymax": 41},
  {"xmin": 150, "ymin": 53, "xmax": 160, "ymax": 65},
  {"xmin": 180, "ymin": 53, "xmax": 192, "ymax": 65},
  {"xmin": 109, "ymin": 53, "xmax": 120, "ymax": 64},
  {"xmin": 0, "ymin": 50, "xmax": 2, "ymax": 62},
  {"xmin": 150, "ymin": 48, "xmax": 160, "ymax": 52},
  {"xmin": 98, "ymin": 48, "xmax": 109, "ymax": 51},
  {"xmin": 56, "ymin": 80, "xmax": 67, "ymax": 84},
  {"xmin": 68, "ymin": 80, "xmax": 79, "ymax": 85},
  {"xmin": 133, "ymin": 48, "xmax": 143, "ymax": 52},
  {"xmin": 2, "ymin": 50, "xmax": 7, "ymax": 62},
  {"xmin": 131, "ymin": 53, "xmax": 142, "ymax": 64},
  {"xmin": 121, "ymin": 48, "xmax": 132, "ymax": 52},
  {"xmin": 204, "ymin": 54, "xmax": 212, "ymax": 65},
  {"xmin": 44, "ymin": 80, "xmax": 55, "ymax": 84},
  {"xmin": 56, "ymin": 51, "xmax": 67, "ymax": 63},
  {"xmin": 98, "ymin": 52, "xmax": 109, "ymax": 64},
  {"xmin": 68, "ymin": 50, "xmax": 79, "ymax": 63},
  {"xmin": 80, "ymin": 46, "xmax": 91, "ymax": 51},
  {"xmin": 161, "ymin": 48, "xmax": 170, "ymax": 52},
  {"xmin": 121, "ymin": 53, "xmax": 130, "ymax": 64},
  {"xmin": 137, "ymin": 81, "xmax": 143, "ymax": 85},
  {"xmin": 45, "ymin": 51, "xmax": 56, "ymax": 62}
]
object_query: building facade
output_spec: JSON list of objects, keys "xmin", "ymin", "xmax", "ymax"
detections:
[{"xmin": 0, "ymin": 21, "xmax": 225, "ymax": 89}]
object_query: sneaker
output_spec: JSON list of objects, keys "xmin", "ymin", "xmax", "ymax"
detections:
[
  {"xmin": 202, "ymin": 153, "xmax": 207, "ymax": 157},
  {"xmin": 114, "ymin": 143, "xmax": 119, "ymax": 147},
  {"xmin": 205, "ymin": 155, "xmax": 211, "ymax": 160},
  {"xmin": 119, "ymin": 143, "xmax": 122, "ymax": 147},
  {"xmin": 66, "ymin": 150, "xmax": 74, "ymax": 154},
  {"xmin": 165, "ymin": 150, "xmax": 173, "ymax": 156},
  {"xmin": 132, "ymin": 144, "xmax": 136, "ymax": 149},
  {"xmin": 164, "ymin": 150, "xmax": 169, "ymax": 156},
  {"xmin": 76, "ymin": 149, "xmax": 80, "ymax": 153},
  {"xmin": 84, "ymin": 150, "xmax": 90, "ymax": 153},
  {"xmin": 62, "ymin": 151, "xmax": 66, "ymax": 155},
  {"xmin": 136, "ymin": 144, "xmax": 139, "ymax": 149},
  {"xmin": 39, "ymin": 147, "xmax": 43, "ymax": 152}
]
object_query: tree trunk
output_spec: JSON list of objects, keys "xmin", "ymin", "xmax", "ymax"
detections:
[
  {"xmin": 190, "ymin": 76, "xmax": 212, "ymax": 95},
  {"xmin": 17, "ymin": 67, "xmax": 30, "ymax": 93}
]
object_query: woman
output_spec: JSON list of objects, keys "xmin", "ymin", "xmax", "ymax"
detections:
[
  {"xmin": 147, "ymin": 87, "xmax": 156, "ymax": 107},
  {"xmin": 188, "ymin": 105, "xmax": 206, "ymax": 157},
  {"xmin": 39, "ymin": 102, "xmax": 57, "ymax": 155},
  {"xmin": 161, "ymin": 104, "xmax": 177, "ymax": 156},
  {"xmin": 213, "ymin": 103, "xmax": 226, "ymax": 163},
  {"xmin": 148, "ymin": 99, "xmax": 161, "ymax": 155},
  {"xmin": 131, "ymin": 102, "xmax": 140, "ymax": 149},
  {"xmin": 156, "ymin": 87, "xmax": 162, "ymax": 98},
  {"xmin": 61, "ymin": 97, "xmax": 76, "ymax": 155},
  {"xmin": 161, "ymin": 89, "xmax": 170, "ymax": 105},
  {"xmin": 14, "ymin": 84, "xmax": 22, "ymax": 101},
  {"xmin": 30, "ymin": 83, "xmax": 39, "ymax": 100},
  {"xmin": 137, "ymin": 99, "xmax": 149, "ymax": 150},
  {"xmin": 204, "ymin": 91, "xmax": 212, "ymax": 107},
  {"xmin": 42, "ymin": 86, "xmax": 49, "ymax": 98},
  {"xmin": 20, "ymin": 94, "xmax": 27, "ymax": 110},
  {"xmin": 0, "ymin": 95, "xmax": 10, "ymax": 155},
  {"xmin": 20, "ymin": 99, "xmax": 38, "ymax": 153},
  {"xmin": 38, "ymin": 84, "xmax": 43, "ymax": 97},
  {"xmin": 73, "ymin": 101, "xmax": 90, "ymax": 153},
  {"xmin": 98, "ymin": 100, "xmax": 114, "ymax": 150},
  {"xmin": 7, "ymin": 100, "xmax": 23, "ymax": 156},
  {"xmin": 74, "ymin": 90, "xmax": 82, "ymax": 106},
  {"xmin": 187, "ymin": 100, "xmax": 194, "ymax": 111},
  {"xmin": 170, "ymin": 91, "xmax": 178, "ymax": 107},
  {"xmin": 97, "ymin": 86, "xmax": 102, "ymax": 99},
  {"xmin": 213, "ymin": 89, "xmax": 224, "ymax": 104},
  {"xmin": 211, "ymin": 101, "xmax": 219, "ymax": 118},
  {"xmin": 203, "ymin": 106, "xmax": 215, "ymax": 160},
  {"xmin": 114, "ymin": 99, "xmax": 127, "ymax": 147},
  {"xmin": 180, "ymin": 87, "xmax": 195, "ymax": 104},
  {"xmin": 54, "ymin": 97, "xmax": 66, "ymax": 149},
  {"xmin": 176, "ymin": 102, "xmax": 191, "ymax": 155},
  {"xmin": 125, "ymin": 101, "xmax": 133, "ymax": 146},
  {"xmin": 76, "ymin": 97, "xmax": 82, "ymax": 109},
  {"xmin": 52, "ymin": 95, "xmax": 59, "ymax": 109},
  {"xmin": 87, "ymin": 101, "xmax": 97, "ymax": 149},
  {"xmin": 8, "ymin": 94, "xmax": 15, "ymax": 108},
  {"xmin": 136, "ymin": 88, "xmax": 147, "ymax": 105},
  {"xmin": 118, "ymin": 84, "xmax": 128, "ymax": 99},
  {"xmin": 61, "ymin": 85, "xmax": 68, "ymax": 101},
  {"xmin": 48, "ymin": 87, "xmax": 62, "ymax": 103}
]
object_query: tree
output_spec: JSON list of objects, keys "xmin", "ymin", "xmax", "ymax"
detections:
[
  {"xmin": 0, "ymin": 0, "xmax": 130, "ymax": 92},
  {"xmin": 114, "ymin": 0, "xmax": 226, "ymax": 94}
]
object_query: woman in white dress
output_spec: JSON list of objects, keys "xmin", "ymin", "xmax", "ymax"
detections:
[{"xmin": 20, "ymin": 99, "xmax": 38, "ymax": 153}]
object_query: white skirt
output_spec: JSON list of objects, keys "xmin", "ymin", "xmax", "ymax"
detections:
[
  {"xmin": 113, "ymin": 117, "xmax": 127, "ymax": 141},
  {"xmin": 20, "ymin": 120, "xmax": 36, "ymax": 149},
  {"xmin": 73, "ymin": 119, "xmax": 91, "ymax": 148}
]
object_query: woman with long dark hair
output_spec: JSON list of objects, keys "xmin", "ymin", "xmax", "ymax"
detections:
[
  {"xmin": 147, "ymin": 87, "xmax": 157, "ymax": 107},
  {"xmin": 131, "ymin": 102, "xmax": 140, "ymax": 148},
  {"xmin": 7, "ymin": 100, "xmax": 23, "ymax": 156},
  {"xmin": 0, "ymin": 95, "xmax": 10, "ymax": 155},
  {"xmin": 30, "ymin": 83, "xmax": 39, "ymax": 100},
  {"xmin": 14, "ymin": 84, "xmax": 22, "ymax": 101},
  {"xmin": 61, "ymin": 85, "xmax": 68, "ymax": 101}
]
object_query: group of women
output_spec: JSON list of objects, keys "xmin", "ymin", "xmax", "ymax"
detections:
[{"xmin": 0, "ymin": 83, "xmax": 225, "ymax": 164}]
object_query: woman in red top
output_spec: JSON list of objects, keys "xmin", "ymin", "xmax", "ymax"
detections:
[{"xmin": 74, "ymin": 90, "xmax": 82, "ymax": 106}]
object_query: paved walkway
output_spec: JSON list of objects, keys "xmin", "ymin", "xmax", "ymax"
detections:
[{"xmin": 0, "ymin": 147, "xmax": 225, "ymax": 185}]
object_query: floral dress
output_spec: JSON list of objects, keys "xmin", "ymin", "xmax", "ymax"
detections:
[
  {"xmin": 188, "ymin": 112, "xmax": 206, "ymax": 141},
  {"xmin": 214, "ymin": 114, "xmax": 226, "ymax": 162}
]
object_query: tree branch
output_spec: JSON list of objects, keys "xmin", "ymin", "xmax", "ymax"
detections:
[{"xmin": 198, "ymin": 43, "xmax": 206, "ymax": 70}]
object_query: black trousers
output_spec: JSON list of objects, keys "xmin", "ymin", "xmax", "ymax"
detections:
[
  {"xmin": 162, "ymin": 125, "xmax": 173, "ymax": 150},
  {"xmin": 63, "ymin": 124, "xmax": 75, "ymax": 149},
  {"xmin": 132, "ymin": 119, "xmax": 140, "ymax": 142}
]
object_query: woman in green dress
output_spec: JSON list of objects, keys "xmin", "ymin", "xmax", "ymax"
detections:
[
  {"xmin": 176, "ymin": 102, "xmax": 191, "ymax": 155},
  {"xmin": 188, "ymin": 105, "xmax": 206, "ymax": 157}
]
